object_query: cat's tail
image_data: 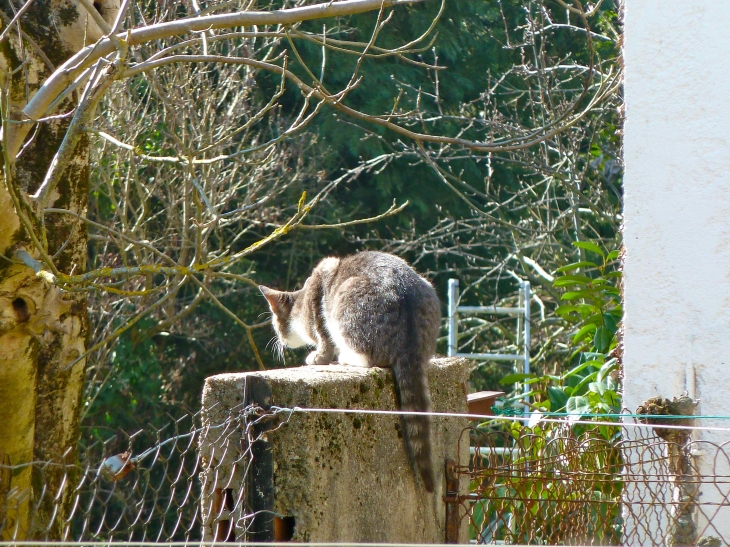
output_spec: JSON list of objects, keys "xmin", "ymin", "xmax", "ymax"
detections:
[{"xmin": 392, "ymin": 355, "xmax": 435, "ymax": 493}]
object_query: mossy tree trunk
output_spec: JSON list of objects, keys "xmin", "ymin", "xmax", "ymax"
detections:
[{"xmin": 0, "ymin": 1, "xmax": 115, "ymax": 539}]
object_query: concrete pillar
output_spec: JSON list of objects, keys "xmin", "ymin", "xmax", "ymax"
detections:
[
  {"xmin": 624, "ymin": 0, "xmax": 730, "ymax": 539},
  {"xmin": 199, "ymin": 358, "xmax": 470, "ymax": 543}
]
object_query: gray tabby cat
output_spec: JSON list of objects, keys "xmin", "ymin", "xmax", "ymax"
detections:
[{"xmin": 259, "ymin": 251, "xmax": 440, "ymax": 492}]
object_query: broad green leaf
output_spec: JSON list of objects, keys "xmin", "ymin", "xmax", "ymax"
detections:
[
  {"xmin": 556, "ymin": 305, "xmax": 582, "ymax": 316},
  {"xmin": 597, "ymin": 358, "xmax": 619, "ymax": 382},
  {"xmin": 555, "ymin": 261, "xmax": 599, "ymax": 273},
  {"xmin": 547, "ymin": 386, "xmax": 569, "ymax": 412},
  {"xmin": 571, "ymin": 371, "xmax": 598, "ymax": 396},
  {"xmin": 603, "ymin": 313, "xmax": 618, "ymax": 334},
  {"xmin": 561, "ymin": 290, "xmax": 595, "ymax": 301},
  {"xmin": 566, "ymin": 395, "xmax": 592, "ymax": 415},
  {"xmin": 562, "ymin": 359, "xmax": 602, "ymax": 380},
  {"xmin": 499, "ymin": 372, "xmax": 536, "ymax": 385},
  {"xmin": 572, "ymin": 241, "xmax": 606, "ymax": 257},
  {"xmin": 605, "ymin": 271, "xmax": 623, "ymax": 278},
  {"xmin": 523, "ymin": 376, "xmax": 547, "ymax": 385},
  {"xmin": 606, "ymin": 250, "xmax": 620, "ymax": 261},
  {"xmin": 589, "ymin": 381, "xmax": 608, "ymax": 396},
  {"xmin": 601, "ymin": 287, "xmax": 621, "ymax": 296},
  {"xmin": 581, "ymin": 351, "xmax": 606, "ymax": 361},
  {"xmin": 585, "ymin": 313, "xmax": 605, "ymax": 325},
  {"xmin": 594, "ymin": 326, "xmax": 611, "ymax": 353},
  {"xmin": 553, "ymin": 274, "xmax": 593, "ymax": 287},
  {"xmin": 603, "ymin": 389, "xmax": 620, "ymax": 406},
  {"xmin": 573, "ymin": 323, "xmax": 597, "ymax": 343}
]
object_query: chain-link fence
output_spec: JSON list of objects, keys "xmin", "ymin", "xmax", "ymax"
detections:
[
  {"xmin": 3, "ymin": 407, "xmax": 730, "ymax": 544},
  {"xmin": 451, "ymin": 418, "xmax": 730, "ymax": 545},
  {"xmin": 0, "ymin": 403, "xmax": 290, "ymax": 543}
]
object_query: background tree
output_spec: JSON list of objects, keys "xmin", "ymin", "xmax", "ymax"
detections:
[
  {"xmin": 0, "ymin": 0, "xmax": 428, "ymax": 538},
  {"xmin": 83, "ymin": 0, "xmax": 623, "ymax": 431},
  {"xmin": 280, "ymin": 0, "xmax": 623, "ymax": 394}
]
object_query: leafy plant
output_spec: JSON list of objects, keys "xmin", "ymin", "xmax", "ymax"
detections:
[
  {"xmin": 500, "ymin": 242, "xmax": 622, "ymax": 421},
  {"xmin": 470, "ymin": 242, "xmax": 625, "ymax": 544}
]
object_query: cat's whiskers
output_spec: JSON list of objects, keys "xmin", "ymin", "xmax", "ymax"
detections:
[
  {"xmin": 274, "ymin": 339, "xmax": 285, "ymax": 362},
  {"xmin": 265, "ymin": 336, "xmax": 277, "ymax": 352}
]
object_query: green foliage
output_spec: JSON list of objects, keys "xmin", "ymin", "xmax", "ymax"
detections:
[
  {"xmin": 501, "ymin": 242, "xmax": 622, "ymax": 422},
  {"xmin": 84, "ymin": 0, "xmax": 624, "ymax": 436},
  {"xmin": 481, "ymin": 243, "xmax": 624, "ymax": 542}
]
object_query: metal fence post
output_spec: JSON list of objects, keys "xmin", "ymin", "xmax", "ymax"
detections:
[
  {"xmin": 522, "ymin": 281, "xmax": 531, "ymax": 412},
  {"xmin": 444, "ymin": 459, "xmax": 461, "ymax": 543},
  {"xmin": 447, "ymin": 279, "xmax": 459, "ymax": 357}
]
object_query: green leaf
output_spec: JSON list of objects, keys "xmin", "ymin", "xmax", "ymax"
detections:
[
  {"xmin": 561, "ymin": 290, "xmax": 595, "ymax": 301},
  {"xmin": 523, "ymin": 377, "xmax": 547, "ymax": 385},
  {"xmin": 499, "ymin": 373, "xmax": 536, "ymax": 385},
  {"xmin": 555, "ymin": 305, "xmax": 582, "ymax": 316},
  {"xmin": 589, "ymin": 381, "xmax": 608, "ymax": 396},
  {"xmin": 594, "ymin": 326, "xmax": 611, "ymax": 353},
  {"xmin": 573, "ymin": 323, "xmax": 597, "ymax": 343},
  {"xmin": 606, "ymin": 250, "xmax": 620, "ymax": 261},
  {"xmin": 547, "ymin": 386, "xmax": 569, "ymax": 412},
  {"xmin": 553, "ymin": 274, "xmax": 593, "ymax": 287},
  {"xmin": 570, "ymin": 370, "xmax": 598, "ymax": 395},
  {"xmin": 572, "ymin": 241, "xmax": 606, "ymax": 257},
  {"xmin": 585, "ymin": 312, "xmax": 605, "ymax": 325},
  {"xmin": 603, "ymin": 313, "xmax": 618, "ymax": 335},
  {"xmin": 562, "ymin": 359, "xmax": 602, "ymax": 380},
  {"xmin": 555, "ymin": 261, "xmax": 599, "ymax": 273},
  {"xmin": 566, "ymin": 395, "xmax": 592, "ymax": 415},
  {"xmin": 597, "ymin": 358, "xmax": 619, "ymax": 382}
]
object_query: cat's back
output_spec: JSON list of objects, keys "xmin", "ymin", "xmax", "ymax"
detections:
[
  {"xmin": 324, "ymin": 251, "xmax": 440, "ymax": 353},
  {"xmin": 334, "ymin": 251, "xmax": 436, "ymax": 300}
]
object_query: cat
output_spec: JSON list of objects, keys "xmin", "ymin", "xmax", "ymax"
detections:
[{"xmin": 259, "ymin": 251, "xmax": 441, "ymax": 492}]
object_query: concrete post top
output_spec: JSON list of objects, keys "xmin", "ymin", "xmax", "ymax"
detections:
[
  {"xmin": 202, "ymin": 357, "xmax": 471, "ymax": 414},
  {"xmin": 205, "ymin": 356, "xmax": 467, "ymax": 388}
]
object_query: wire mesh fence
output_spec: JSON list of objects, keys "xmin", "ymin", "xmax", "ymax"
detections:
[
  {"xmin": 2, "ymin": 405, "xmax": 730, "ymax": 545},
  {"xmin": 452, "ymin": 417, "xmax": 730, "ymax": 545},
  {"xmin": 0, "ymin": 403, "xmax": 291, "ymax": 543}
]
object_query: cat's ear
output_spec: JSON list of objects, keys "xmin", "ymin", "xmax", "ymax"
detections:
[{"xmin": 259, "ymin": 285, "xmax": 284, "ymax": 314}]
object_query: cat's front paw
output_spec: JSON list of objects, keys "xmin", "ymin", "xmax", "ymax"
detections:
[{"xmin": 306, "ymin": 351, "xmax": 333, "ymax": 366}]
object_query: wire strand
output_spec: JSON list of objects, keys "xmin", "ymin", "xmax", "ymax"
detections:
[{"xmin": 278, "ymin": 406, "xmax": 730, "ymax": 434}]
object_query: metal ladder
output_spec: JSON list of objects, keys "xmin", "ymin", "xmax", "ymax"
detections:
[{"xmin": 446, "ymin": 279, "xmax": 531, "ymax": 408}]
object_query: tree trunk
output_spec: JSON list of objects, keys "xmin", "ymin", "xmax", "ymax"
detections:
[{"xmin": 0, "ymin": 1, "xmax": 114, "ymax": 539}]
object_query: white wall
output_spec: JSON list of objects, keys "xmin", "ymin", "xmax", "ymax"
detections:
[{"xmin": 624, "ymin": 0, "xmax": 730, "ymax": 538}]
